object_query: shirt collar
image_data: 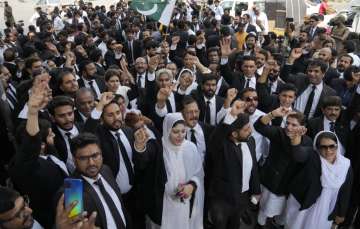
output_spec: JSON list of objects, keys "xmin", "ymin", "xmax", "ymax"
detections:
[
  {"xmin": 57, "ymin": 125, "xmax": 77, "ymax": 137},
  {"xmin": 204, "ymin": 95, "xmax": 216, "ymax": 103},
  {"xmin": 82, "ymin": 174, "xmax": 101, "ymax": 184}
]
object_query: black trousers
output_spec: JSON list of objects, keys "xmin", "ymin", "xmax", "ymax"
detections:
[
  {"xmin": 122, "ymin": 189, "xmax": 145, "ymax": 229},
  {"xmin": 208, "ymin": 193, "xmax": 249, "ymax": 229}
]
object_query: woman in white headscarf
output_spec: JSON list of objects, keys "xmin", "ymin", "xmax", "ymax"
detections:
[
  {"xmin": 284, "ymin": 131, "xmax": 353, "ymax": 229},
  {"xmin": 134, "ymin": 112, "xmax": 204, "ymax": 229},
  {"xmin": 176, "ymin": 69, "xmax": 198, "ymax": 95}
]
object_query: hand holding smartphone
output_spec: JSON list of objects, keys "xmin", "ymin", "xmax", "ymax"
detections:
[{"xmin": 64, "ymin": 178, "xmax": 84, "ymax": 218}]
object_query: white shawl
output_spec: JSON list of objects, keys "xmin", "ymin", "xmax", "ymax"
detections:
[{"xmin": 161, "ymin": 113, "xmax": 204, "ymax": 229}]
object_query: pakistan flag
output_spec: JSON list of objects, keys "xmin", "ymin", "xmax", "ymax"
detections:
[{"xmin": 130, "ymin": 0, "xmax": 176, "ymax": 25}]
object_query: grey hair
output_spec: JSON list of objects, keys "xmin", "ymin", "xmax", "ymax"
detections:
[{"xmin": 156, "ymin": 68, "xmax": 174, "ymax": 82}]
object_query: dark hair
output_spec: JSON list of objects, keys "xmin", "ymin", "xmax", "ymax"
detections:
[
  {"xmin": 104, "ymin": 69, "xmax": 121, "ymax": 82},
  {"xmin": 321, "ymin": 96, "xmax": 342, "ymax": 109},
  {"xmin": 241, "ymin": 55, "xmax": 257, "ymax": 66},
  {"xmin": 58, "ymin": 70, "xmax": 74, "ymax": 86},
  {"xmin": 172, "ymin": 120, "xmax": 185, "ymax": 128},
  {"xmin": 207, "ymin": 46, "xmax": 220, "ymax": 56},
  {"xmin": 48, "ymin": 95, "xmax": 75, "ymax": 115},
  {"xmin": 200, "ymin": 73, "xmax": 218, "ymax": 84},
  {"xmin": 89, "ymin": 48, "xmax": 102, "ymax": 62},
  {"xmin": 278, "ymin": 83, "xmax": 297, "ymax": 95},
  {"xmin": 79, "ymin": 60, "xmax": 93, "ymax": 74},
  {"xmin": 181, "ymin": 95, "xmax": 198, "ymax": 110},
  {"xmin": 310, "ymin": 14, "xmax": 319, "ymax": 21},
  {"xmin": 287, "ymin": 112, "xmax": 305, "ymax": 126},
  {"xmin": 343, "ymin": 40, "xmax": 356, "ymax": 53},
  {"xmin": 239, "ymin": 87, "xmax": 257, "ymax": 99},
  {"xmin": 257, "ymin": 49, "xmax": 269, "ymax": 60},
  {"xmin": 0, "ymin": 187, "xmax": 20, "ymax": 214},
  {"xmin": 3, "ymin": 48, "xmax": 16, "ymax": 62},
  {"xmin": 16, "ymin": 118, "xmax": 51, "ymax": 144},
  {"xmin": 70, "ymin": 132, "xmax": 100, "ymax": 156},
  {"xmin": 245, "ymin": 33, "xmax": 257, "ymax": 41},
  {"xmin": 307, "ymin": 59, "xmax": 328, "ymax": 73},
  {"xmin": 25, "ymin": 56, "xmax": 42, "ymax": 70},
  {"xmin": 344, "ymin": 66, "xmax": 360, "ymax": 81},
  {"xmin": 315, "ymin": 132, "xmax": 338, "ymax": 149}
]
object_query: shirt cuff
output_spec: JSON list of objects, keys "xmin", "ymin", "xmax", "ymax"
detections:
[
  {"xmin": 220, "ymin": 57, "xmax": 228, "ymax": 65},
  {"xmin": 147, "ymin": 71, "xmax": 155, "ymax": 81},
  {"xmin": 223, "ymin": 111, "xmax": 237, "ymax": 125},
  {"xmin": 91, "ymin": 109, "xmax": 102, "ymax": 119},
  {"xmin": 155, "ymin": 104, "xmax": 168, "ymax": 117},
  {"xmin": 357, "ymin": 84, "xmax": 360, "ymax": 94}
]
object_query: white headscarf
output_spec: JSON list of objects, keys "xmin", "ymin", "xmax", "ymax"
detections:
[
  {"xmin": 176, "ymin": 68, "xmax": 198, "ymax": 95},
  {"xmin": 161, "ymin": 113, "xmax": 204, "ymax": 229},
  {"xmin": 313, "ymin": 131, "xmax": 350, "ymax": 189}
]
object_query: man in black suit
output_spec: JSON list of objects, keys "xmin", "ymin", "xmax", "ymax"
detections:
[
  {"xmin": 190, "ymin": 74, "xmax": 227, "ymax": 126},
  {"xmin": 83, "ymin": 92, "xmax": 141, "ymax": 228},
  {"xmin": 55, "ymin": 70, "xmax": 79, "ymax": 98},
  {"xmin": 308, "ymin": 14, "xmax": 321, "ymax": 40},
  {"xmin": 254, "ymin": 109, "xmax": 313, "ymax": 228},
  {"xmin": 331, "ymin": 66, "xmax": 359, "ymax": 108},
  {"xmin": 242, "ymin": 14, "xmax": 257, "ymax": 34},
  {"xmin": 2, "ymin": 48, "xmax": 18, "ymax": 80},
  {"xmin": 60, "ymin": 133, "xmax": 131, "ymax": 229},
  {"xmin": 89, "ymin": 48, "xmax": 106, "ymax": 76},
  {"xmin": 220, "ymin": 39, "xmax": 259, "ymax": 92},
  {"xmin": 74, "ymin": 88, "xmax": 96, "ymax": 124},
  {"xmin": 78, "ymin": 60, "xmax": 106, "ymax": 100},
  {"xmin": 208, "ymin": 63, "xmax": 229, "ymax": 98},
  {"xmin": 0, "ymin": 65, "xmax": 18, "ymax": 111},
  {"xmin": 123, "ymin": 28, "xmax": 143, "ymax": 67},
  {"xmin": 306, "ymin": 96, "xmax": 350, "ymax": 155},
  {"xmin": 281, "ymin": 49, "xmax": 337, "ymax": 120},
  {"xmin": 48, "ymin": 96, "xmax": 82, "ymax": 173},
  {"xmin": 10, "ymin": 78, "xmax": 69, "ymax": 228},
  {"xmin": 206, "ymin": 100, "xmax": 261, "ymax": 229}
]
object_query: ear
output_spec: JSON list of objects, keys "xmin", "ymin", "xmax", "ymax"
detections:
[{"xmin": 231, "ymin": 131, "xmax": 238, "ymax": 139}]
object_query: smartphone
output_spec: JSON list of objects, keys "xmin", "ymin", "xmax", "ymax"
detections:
[{"xmin": 64, "ymin": 178, "xmax": 83, "ymax": 218}]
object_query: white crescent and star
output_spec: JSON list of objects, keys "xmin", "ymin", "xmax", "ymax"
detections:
[{"xmin": 136, "ymin": 4, "xmax": 158, "ymax": 15}]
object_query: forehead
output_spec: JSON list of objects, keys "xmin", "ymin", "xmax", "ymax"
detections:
[
  {"xmin": 243, "ymin": 91, "xmax": 257, "ymax": 97},
  {"xmin": 135, "ymin": 59, "xmax": 146, "ymax": 64},
  {"xmin": 340, "ymin": 56, "xmax": 352, "ymax": 62},
  {"xmin": 104, "ymin": 103, "xmax": 120, "ymax": 113},
  {"xmin": 77, "ymin": 91, "xmax": 93, "ymax": 100},
  {"xmin": 76, "ymin": 143, "xmax": 101, "ymax": 156},
  {"xmin": 55, "ymin": 105, "xmax": 74, "ymax": 114}
]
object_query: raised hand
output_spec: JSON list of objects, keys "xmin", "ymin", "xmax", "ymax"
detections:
[
  {"xmin": 28, "ymin": 73, "xmax": 52, "ymax": 114},
  {"xmin": 148, "ymin": 55, "xmax": 159, "ymax": 73},
  {"xmin": 230, "ymin": 100, "xmax": 246, "ymax": 117},
  {"xmin": 157, "ymin": 87, "xmax": 171, "ymax": 102},
  {"xmin": 226, "ymin": 88, "xmax": 238, "ymax": 103},
  {"xmin": 96, "ymin": 92, "xmax": 115, "ymax": 111},
  {"xmin": 220, "ymin": 38, "xmax": 233, "ymax": 57},
  {"xmin": 288, "ymin": 48, "xmax": 303, "ymax": 64},
  {"xmin": 271, "ymin": 106, "xmax": 291, "ymax": 118}
]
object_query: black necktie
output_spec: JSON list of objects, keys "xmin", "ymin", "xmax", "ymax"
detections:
[
  {"xmin": 94, "ymin": 178, "xmax": 126, "ymax": 229},
  {"xmin": 329, "ymin": 122, "xmax": 336, "ymax": 132},
  {"xmin": 245, "ymin": 79, "xmax": 250, "ymax": 88},
  {"xmin": 304, "ymin": 85, "xmax": 316, "ymax": 119},
  {"xmin": 129, "ymin": 41, "xmax": 134, "ymax": 64},
  {"xmin": 65, "ymin": 132, "xmax": 72, "ymax": 142},
  {"xmin": 205, "ymin": 100, "xmax": 211, "ymax": 124},
  {"xmin": 115, "ymin": 132, "xmax": 134, "ymax": 185},
  {"xmin": 268, "ymin": 81, "xmax": 273, "ymax": 94},
  {"xmin": 190, "ymin": 129, "xmax": 197, "ymax": 145},
  {"xmin": 137, "ymin": 74, "xmax": 142, "ymax": 87},
  {"xmin": 88, "ymin": 80, "xmax": 97, "ymax": 98}
]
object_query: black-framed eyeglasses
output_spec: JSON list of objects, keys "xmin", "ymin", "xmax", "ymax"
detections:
[
  {"xmin": 0, "ymin": 196, "xmax": 30, "ymax": 224},
  {"xmin": 244, "ymin": 96, "xmax": 258, "ymax": 102},
  {"xmin": 319, "ymin": 144, "xmax": 337, "ymax": 151},
  {"xmin": 76, "ymin": 152, "xmax": 102, "ymax": 162}
]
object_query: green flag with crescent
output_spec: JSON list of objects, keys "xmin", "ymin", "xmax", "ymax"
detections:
[{"xmin": 130, "ymin": 0, "xmax": 176, "ymax": 25}]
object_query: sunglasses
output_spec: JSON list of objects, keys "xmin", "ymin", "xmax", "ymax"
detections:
[
  {"xmin": 319, "ymin": 144, "xmax": 337, "ymax": 151},
  {"xmin": 244, "ymin": 97, "xmax": 258, "ymax": 102}
]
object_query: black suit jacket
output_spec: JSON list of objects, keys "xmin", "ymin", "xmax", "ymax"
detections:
[
  {"xmin": 52, "ymin": 123, "xmax": 83, "ymax": 163},
  {"xmin": 280, "ymin": 64, "xmax": 337, "ymax": 118},
  {"xmin": 95, "ymin": 63, "xmax": 106, "ymax": 76},
  {"xmin": 207, "ymin": 121, "xmax": 261, "ymax": 206},
  {"xmin": 57, "ymin": 166, "xmax": 132, "ymax": 229},
  {"xmin": 245, "ymin": 24, "xmax": 257, "ymax": 34},
  {"xmin": 254, "ymin": 118, "xmax": 313, "ymax": 195},
  {"xmin": 77, "ymin": 76, "xmax": 106, "ymax": 95},
  {"xmin": 10, "ymin": 132, "xmax": 67, "ymax": 228},
  {"xmin": 306, "ymin": 116, "xmax": 350, "ymax": 149},
  {"xmin": 220, "ymin": 61, "xmax": 259, "ymax": 94},
  {"xmin": 123, "ymin": 40, "xmax": 143, "ymax": 66},
  {"xmin": 190, "ymin": 89, "xmax": 225, "ymax": 125},
  {"xmin": 84, "ymin": 118, "xmax": 135, "ymax": 178},
  {"xmin": 216, "ymin": 77, "xmax": 230, "ymax": 98},
  {"xmin": 323, "ymin": 67, "xmax": 340, "ymax": 85},
  {"xmin": 3, "ymin": 62, "xmax": 18, "ymax": 79}
]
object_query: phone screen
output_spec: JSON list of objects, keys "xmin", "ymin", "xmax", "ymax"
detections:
[{"xmin": 64, "ymin": 178, "xmax": 83, "ymax": 218}]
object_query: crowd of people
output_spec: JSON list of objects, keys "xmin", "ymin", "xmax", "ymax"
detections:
[{"xmin": 0, "ymin": 0, "xmax": 359, "ymax": 228}]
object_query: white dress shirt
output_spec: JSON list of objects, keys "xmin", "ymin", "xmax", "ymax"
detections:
[
  {"xmin": 83, "ymin": 78, "xmax": 101, "ymax": 100},
  {"xmin": 82, "ymin": 175, "xmax": 126, "ymax": 228},
  {"xmin": 244, "ymin": 76, "xmax": 257, "ymax": 89},
  {"xmin": 323, "ymin": 117, "xmax": 345, "ymax": 155},
  {"xmin": 39, "ymin": 155, "xmax": 69, "ymax": 175},
  {"xmin": 215, "ymin": 77, "xmax": 224, "ymax": 95},
  {"xmin": 110, "ymin": 130, "xmax": 134, "ymax": 194},
  {"xmin": 294, "ymin": 82, "xmax": 323, "ymax": 119},
  {"xmin": 250, "ymin": 109, "xmax": 270, "ymax": 161},
  {"xmin": 203, "ymin": 96, "xmax": 227, "ymax": 126},
  {"xmin": 186, "ymin": 123, "xmax": 206, "ymax": 162},
  {"xmin": 155, "ymin": 92, "xmax": 177, "ymax": 117},
  {"xmin": 57, "ymin": 126, "xmax": 79, "ymax": 172}
]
